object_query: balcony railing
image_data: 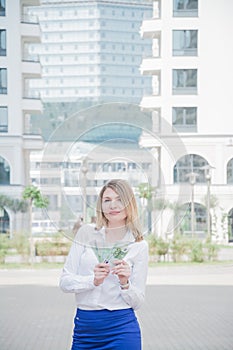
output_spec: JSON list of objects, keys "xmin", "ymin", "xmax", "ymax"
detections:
[
  {"xmin": 23, "ymin": 90, "xmax": 41, "ymax": 99},
  {"xmin": 22, "ymin": 52, "xmax": 40, "ymax": 62},
  {"xmin": 21, "ymin": 14, "xmax": 39, "ymax": 24}
]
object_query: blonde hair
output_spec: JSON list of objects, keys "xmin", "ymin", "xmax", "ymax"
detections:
[{"xmin": 96, "ymin": 179, "xmax": 143, "ymax": 242}]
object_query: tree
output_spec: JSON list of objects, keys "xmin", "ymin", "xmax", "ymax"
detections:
[{"xmin": 23, "ymin": 185, "xmax": 49, "ymax": 264}]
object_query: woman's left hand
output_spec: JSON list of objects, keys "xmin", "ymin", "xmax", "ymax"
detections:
[{"xmin": 111, "ymin": 260, "xmax": 131, "ymax": 285}]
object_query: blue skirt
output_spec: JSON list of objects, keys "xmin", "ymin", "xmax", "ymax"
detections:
[{"xmin": 71, "ymin": 308, "xmax": 141, "ymax": 350}]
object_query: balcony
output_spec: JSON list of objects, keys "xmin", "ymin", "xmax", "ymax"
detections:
[
  {"xmin": 140, "ymin": 57, "xmax": 162, "ymax": 75},
  {"xmin": 140, "ymin": 95, "xmax": 162, "ymax": 110},
  {"xmin": 22, "ymin": 91, "xmax": 43, "ymax": 113},
  {"xmin": 140, "ymin": 21, "xmax": 162, "ymax": 39},
  {"xmin": 21, "ymin": 14, "xmax": 41, "ymax": 43},
  {"xmin": 22, "ymin": 55, "xmax": 41, "ymax": 78}
]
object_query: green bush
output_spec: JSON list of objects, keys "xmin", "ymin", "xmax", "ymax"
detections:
[
  {"xmin": 146, "ymin": 235, "xmax": 169, "ymax": 262},
  {"xmin": 188, "ymin": 240, "xmax": 204, "ymax": 263},
  {"xmin": 155, "ymin": 238, "xmax": 169, "ymax": 262},
  {"xmin": 0, "ymin": 234, "xmax": 10, "ymax": 263},
  {"xmin": 170, "ymin": 234, "xmax": 190, "ymax": 262},
  {"xmin": 35, "ymin": 240, "xmax": 71, "ymax": 256},
  {"xmin": 10, "ymin": 232, "xmax": 30, "ymax": 257},
  {"xmin": 204, "ymin": 239, "xmax": 220, "ymax": 261}
]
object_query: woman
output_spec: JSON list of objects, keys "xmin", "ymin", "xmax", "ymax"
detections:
[{"xmin": 60, "ymin": 179, "xmax": 149, "ymax": 350}]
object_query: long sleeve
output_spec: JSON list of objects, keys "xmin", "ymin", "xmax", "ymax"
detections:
[
  {"xmin": 59, "ymin": 228, "xmax": 96, "ymax": 293},
  {"xmin": 120, "ymin": 240, "xmax": 149, "ymax": 310}
]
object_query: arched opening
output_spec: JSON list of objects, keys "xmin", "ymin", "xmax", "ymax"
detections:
[
  {"xmin": 0, "ymin": 156, "xmax": 10, "ymax": 185},
  {"xmin": 174, "ymin": 154, "xmax": 208, "ymax": 183},
  {"xmin": 175, "ymin": 202, "xmax": 207, "ymax": 239},
  {"xmin": 228, "ymin": 208, "xmax": 233, "ymax": 242},
  {"xmin": 0, "ymin": 208, "xmax": 10, "ymax": 235}
]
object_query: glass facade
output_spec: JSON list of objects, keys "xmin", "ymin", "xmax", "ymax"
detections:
[{"xmin": 29, "ymin": 0, "xmax": 152, "ymax": 103}]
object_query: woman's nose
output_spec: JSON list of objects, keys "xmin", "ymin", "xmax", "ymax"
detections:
[{"xmin": 110, "ymin": 200, "xmax": 117, "ymax": 208}]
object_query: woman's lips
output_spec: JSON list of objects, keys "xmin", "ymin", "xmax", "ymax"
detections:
[{"xmin": 109, "ymin": 211, "xmax": 120, "ymax": 215}]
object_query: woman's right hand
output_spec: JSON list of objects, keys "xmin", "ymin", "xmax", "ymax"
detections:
[{"xmin": 93, "ymin": 262, "xmax": 110, "ymax": 286}]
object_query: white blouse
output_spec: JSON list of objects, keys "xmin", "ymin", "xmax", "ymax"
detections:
[{"xmin": 59, "ymin": 224, "xmax": 149, "ymax": 311}]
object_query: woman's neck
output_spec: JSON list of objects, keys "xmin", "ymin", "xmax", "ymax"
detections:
[{"xmin": 105, "ymin": 225, "xmax": 127, "ymax": 243}]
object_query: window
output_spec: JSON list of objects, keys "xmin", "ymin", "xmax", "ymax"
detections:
[
  {"xmin": 0, "ymin": 0, "xmax": 5, "ymax": 16},
  {"xmin": 0, "ymin": 68, "xmax": 7, "ymax": 94},
  {"xmin": 174, "ymin": 154, "xmax": 208, "ymax": 183},
  {"xmin": 175, "ymin": 202, "xmax": 207, "ymax": 238},
  {"xmin": 227, "ymin": 158, "xmax": 233, "ymax": 184},
  {"xmin": 172, "ymin": 107, "xmax": 197, "ymax": 132},
  {"xmin": 173, "ymin": 0, "xmax": 198, "ymax": 17},
  {"xmin": 173, "ymin": 30, "xmax": 197, "ymax": 56},
  {"xmin": 0, "ymin": 30, "xmax": 6, "ymax": 56},
  {"xmin": 173, "ymin": 69, "xmax": 197, "ymax": 94},
  {"xmin": 0, "ymin": 106, "xmax": 8, "ymax": 132},
  {"xmin": 0, "ymin": 156, "xmax": 10, "ymax": 184}
]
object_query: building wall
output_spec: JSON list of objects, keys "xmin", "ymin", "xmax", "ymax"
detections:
[
  {"xmin": 28, "ymin": 0, "xmax": 153, "ymax": 103},
  {"xmin": 140, "ymin": 0, "xmax": 233, "ymax": 242},
  {"xmin": 0, "ymin": 0, "xmax": 43, "ymax": 235}
]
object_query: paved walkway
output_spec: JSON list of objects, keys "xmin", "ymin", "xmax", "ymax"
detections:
[{"xmin": 0, "ymin": 264, "xmax": 233, "ymax": 350}]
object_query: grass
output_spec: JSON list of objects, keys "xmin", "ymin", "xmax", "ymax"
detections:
[
  {"xmin": 0, "ymin": 262, "xmax": 64, "ymax": 270},
  {"xmin": 1, "ymin": 260, "xmax": 233, "ymax": 270},
  {"xmin": 148, "ymin": 260, "xmax": 233, "ymax": 267}
]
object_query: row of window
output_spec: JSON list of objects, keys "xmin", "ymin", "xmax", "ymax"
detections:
[
  {"xmin": 1, "ymin": 154, "xmax": 233, "ymax": 185},
  {"xmin": 0, "ymin": 68, "xmax": 196, "ymax": 96},
  {"xmin": 0, "ymin": 0, "xmax": 198, "ymax": 19},
  {"xmin": 0, "ymin": 106, "xmax": 196, "ymax": 134}
]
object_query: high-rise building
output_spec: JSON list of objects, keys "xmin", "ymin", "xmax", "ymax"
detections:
[
  {"xmin": 28, "ymin": 0, "xmax": 153, "ymax": 104},
  {"xmin": 0, "ymin": 0, "xmax": 43, "ymax": 235},
  {"xmin": 140, "ymin": 0, "xmax": 233, "ymax": 243}
]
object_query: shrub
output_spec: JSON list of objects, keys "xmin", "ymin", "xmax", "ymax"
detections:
[
  {"xmin": 204, "ymin": 239, "xmax": 220, "ymax": 261},
  {"xmin": 11, "ymin": 232, "xmax": 30, "ymax": 257},
  {"xmin": 188, "ymin": 239, "xmax": 204, "ymax": 263},
  {"xmin": 170, "ymin": 234, "xmax": 189, "ymax": 262},
  {"xmin": 0, "ymin": 234, "xmax": 10, "ymax": 263},
  {"xmin": 35, "ymin": 239, "xmax": 71, "ymax": 256},
  {"xmin": 146, "ymin": 234, "xmax": 169, "ymax": 262}
]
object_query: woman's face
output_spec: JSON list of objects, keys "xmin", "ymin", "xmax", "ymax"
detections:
[{"xmin": 101, "ymin": 187, "xmax": 127, "ymax": 227}]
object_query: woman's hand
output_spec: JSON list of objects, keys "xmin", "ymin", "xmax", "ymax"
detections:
[
  {"xmin": 111, "ymin": 260, "xmax": 131, "ymax": 286},
  {"xmin": 93, "ymin": 262, "xmax": 110, "ymax": 286}
]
